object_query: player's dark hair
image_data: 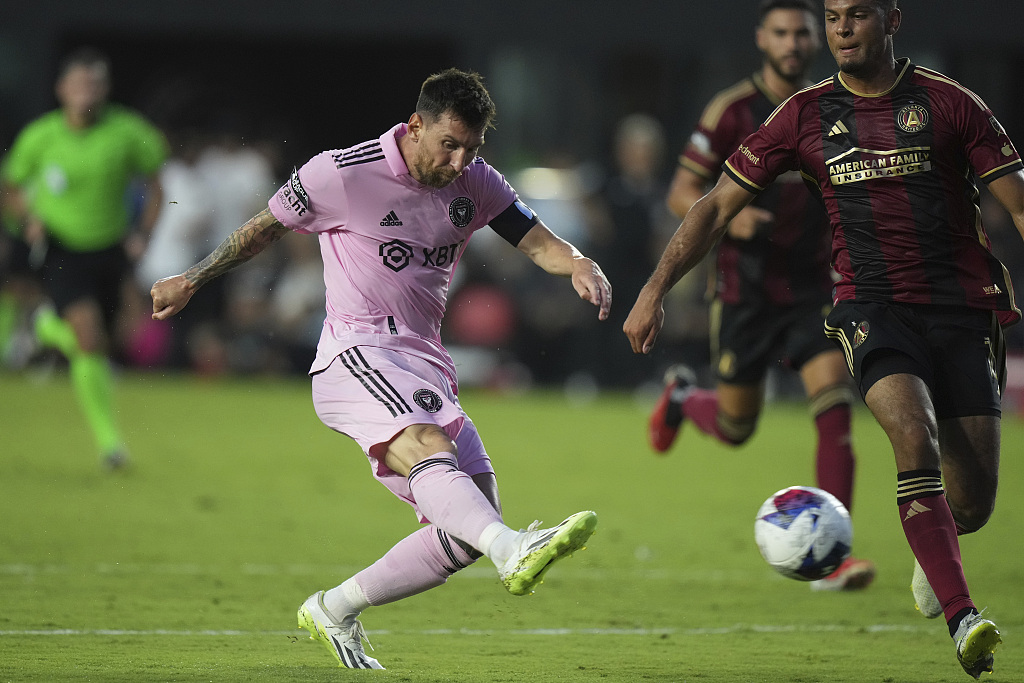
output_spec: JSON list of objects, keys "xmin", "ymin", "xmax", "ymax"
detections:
[
  {"xmin": 416, "ymin": 68, "xmax": 496, "ymax": 132},
  {"xmin": 817, "ymin": 0, "xmax": 897, "ymax": 12},
  {"xmin": 759, "ymin": 0, "xmax": 817, "ymax": 24},
  {"xmin": 57, "ymin": 46, "xmax": 111, "ymax": 81}
]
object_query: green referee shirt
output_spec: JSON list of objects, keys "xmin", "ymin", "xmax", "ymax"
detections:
[{"xmin": 1, "ymin": 104, "xmax": 169, "ymax": 252}]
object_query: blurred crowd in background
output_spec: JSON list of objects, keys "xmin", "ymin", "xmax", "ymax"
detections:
[{"xmin": 2, "ymin": 10, "xmax": 1023, "ymax": 395}]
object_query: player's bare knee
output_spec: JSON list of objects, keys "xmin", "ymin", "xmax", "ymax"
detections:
[
  {"xmin": 951, "ymin": 500, "xmax": 995, "ymax": 533},
  {"xmin": 809, "ymin": 383, "xmax": 855, "ymax": 416},
  {"xmin": 717, "ymin": 413, "xmax": 758, "ymax": 445},
  {"xmin": 887, "ymin": 421, "xmax": 940, "ymax": 470}
]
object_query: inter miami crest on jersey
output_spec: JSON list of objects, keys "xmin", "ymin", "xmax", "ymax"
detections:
[
  {"xmin": 448, "ymin": 197, "xmax": 475, "ymax": 228},
  {"xmin": 413, "ymin": 389, "xmax": 443, "ymax": 413}
]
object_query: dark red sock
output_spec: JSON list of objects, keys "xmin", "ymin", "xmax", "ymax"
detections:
[
  {"xmin": 898, "ymin": 479, "xmax": 975, "ymax": 622},
  {"xmin": 814, "ymin": 404, "xmax": 855, "ymax": 511}
]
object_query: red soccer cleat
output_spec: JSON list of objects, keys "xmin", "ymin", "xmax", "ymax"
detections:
[
  {"xmin": 810, "ymin": 556, "xmax": 877, "ymax": 591},
  {"xmin": 648, "ymin": 365, "xmax": 695, "ymax": 453}
]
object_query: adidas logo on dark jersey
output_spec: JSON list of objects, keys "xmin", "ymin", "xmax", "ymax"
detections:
[{"xmin": 380, "ymin": 210, "xmax": 403, "ymax": 226}]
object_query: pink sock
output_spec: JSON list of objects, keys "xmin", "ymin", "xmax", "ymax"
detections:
[
  {"xmin": 406, "ymin": 455, "xmax": 503, "ymax": 552},
  {"xmin": 355, "ymin": 525, "xmax": 478, "ymax": 606},
  {"xmin": 814, "ymin": 404, "xmax": 855, "ymax": 511}
]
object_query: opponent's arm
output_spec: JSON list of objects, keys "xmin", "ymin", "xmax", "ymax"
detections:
[
  {"xmin": 987, "ymin": 170, "xmax": 1024, "ymax": 239},
  {"xmin": 151, "ymin": 207, "xmax": 289, "ymax": 320},
  {"xmin": 666, "ymin": 165, "xmax": 710, "ymax": 219},
  {"xmin": 624, "ymin": 174, "xmax": 756, "ymax": 354},
  {"xmin": 668, "ymin": 165, "xmax": 773, "ymax": 240},
  {"xmin": 516, "ymin": 221, "xmax": 611, "ymax": 321}
]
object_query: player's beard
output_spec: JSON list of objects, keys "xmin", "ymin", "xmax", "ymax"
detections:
[
  {"xmin": 766, "ymin": 52, "xmax": 810, "ymax": 86},
  {"xmin": 412, "ymin": 156, "xmax": 460, "ymax": 189}
]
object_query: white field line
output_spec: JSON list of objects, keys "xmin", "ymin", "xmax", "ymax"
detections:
[
  {"xmin": 0, "ymin": 624, "xmax": 934, "ymax": 637},
  {"xmin": 0, "ymin": 564, "xmax": 758, "ymax": 581}
]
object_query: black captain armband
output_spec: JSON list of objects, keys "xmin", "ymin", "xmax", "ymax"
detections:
[{"xmin": 488, "ymin": 199, "xmax": 538, "ymax": 247}]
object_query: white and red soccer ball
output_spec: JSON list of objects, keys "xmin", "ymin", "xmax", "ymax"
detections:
[{"xmin": 754, "ymin": 486, "xmax": 852, "ymax": 581}]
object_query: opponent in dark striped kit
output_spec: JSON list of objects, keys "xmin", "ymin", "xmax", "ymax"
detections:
[{"xmin": 627, "ymin": 2, "xmax": 1024, "ymax": 678}]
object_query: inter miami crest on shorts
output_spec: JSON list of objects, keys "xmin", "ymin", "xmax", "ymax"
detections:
[{"xmin": 413, "ymin": 389, "xmax": 443, "ymax": 413}]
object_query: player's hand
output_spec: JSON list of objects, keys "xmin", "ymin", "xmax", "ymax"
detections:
[
  {"xmin": 726, "ymin": 206, "xmax": 774, "ymax": 240},
  {"xmin": 623, "ymin": 285, "xmax": 665, "ymax": 354},
  {"xmin": 571, "ymin": 258, "xmax": 612, "ymax": 321},
  {"xmin": 151, "ymin": 274, "xmax": 194, "ymax": 320}
]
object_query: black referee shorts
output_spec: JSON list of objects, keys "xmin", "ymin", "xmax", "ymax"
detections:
[{"xmin": 41, "ymin": 240, "xmax": 130, "ymax": 328}]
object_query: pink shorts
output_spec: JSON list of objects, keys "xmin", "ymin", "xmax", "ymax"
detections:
[{"xmin": 311, "ymin": 346, "xmax": 494, "ymax": 520}]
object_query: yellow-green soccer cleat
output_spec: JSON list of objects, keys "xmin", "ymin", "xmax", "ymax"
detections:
[
  {"xmin": 498, "ymin": 510, "xmax": 597, "ymax": 596},
  {"xmin": 297, "ymin": 591, "xmax": 384, "ymax": 669},
  {"xmin": 911, "ymin": 559, "xmax": 943, "ymax": 619},
  {"xmin": 954, "ymin": 611, "xmax": 1001, "ymax": 679}
]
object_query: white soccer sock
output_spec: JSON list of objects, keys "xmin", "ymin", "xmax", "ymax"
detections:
[
  {"xmin": 478, "ymin": 521, "xmax": 520, "ymax": 567},
  {"xmin": 323, "ymin": 578, "xmax": 371, "ymax": 625}
]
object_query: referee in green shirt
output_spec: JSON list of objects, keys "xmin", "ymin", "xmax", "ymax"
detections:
[{"xmin": 1, "ymin": 47, "xmax": 168, "ymax": 469}]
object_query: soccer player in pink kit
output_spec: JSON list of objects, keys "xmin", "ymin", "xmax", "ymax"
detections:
[
  {"xmin": 626, "ymin": 1, "xmax": 1023, "ymax": 678},
  {"xmin": 151, "ymin": 69, "xmax": 609, "ymax": 670}
]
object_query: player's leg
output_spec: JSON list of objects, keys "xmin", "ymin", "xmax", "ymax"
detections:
[
  {"xmin": 937, "ymin": 416, "xmax": 999, "ymax": 534},
  {"xmin": 931, "ymin": 310, "xmax": 1004, "ymax": 535},
  {"xmin": 799, "ymin": 348, "xmax": 875, "ymax": 590},
  {"xmin": 800, "ymin": 350, "xmax": 857, "ymax": 509},
  {"xmin": 312, "ymin": 348, "xmax": 595, "ymax": 592},
  {"xmin": 382, "ymin": 423, "xmax": 595, "ymax": 594},
  {"xmin": 649, "ymin": 299, "xmax": 764, "ymax": 452},
  {"xmin": 301, "ymin": 420, "xmax": 496, "ymax": 669},
  {"xmin": 35, "ymin": 244, "xmax": 127, "ymax": 467}
]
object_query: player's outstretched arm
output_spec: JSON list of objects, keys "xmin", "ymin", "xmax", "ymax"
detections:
[
  {"xmin": 987, "ymin": 170, "xmax": 1024, "ymax": 240},
  {"xmin": 624, "ymin": 175, "xmax": 755, "ymax": 354},
  {"xmin": 516, "ymin": 221, "xmax": 612, "ymax": 321},
  {"xmin": 151, "ymin": 207, "xmax": 289, "ymax": 320}
]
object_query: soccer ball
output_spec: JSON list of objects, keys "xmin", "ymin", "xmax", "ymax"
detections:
[{"xmin": 754, "ymin": 486, "xmax": 852, "ymax": 581}]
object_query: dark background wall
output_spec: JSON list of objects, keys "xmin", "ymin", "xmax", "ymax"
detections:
[{"xmin": 3, "ymin": 0, "xmax": 1022, "ymax": 170}]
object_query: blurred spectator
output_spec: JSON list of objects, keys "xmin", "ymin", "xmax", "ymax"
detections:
[{"xmin": 586, "ymin": 113, "xmax": 690, "ymax": 388}]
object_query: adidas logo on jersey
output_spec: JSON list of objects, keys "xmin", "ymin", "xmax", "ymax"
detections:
[
  {"xmin": 828, "ymin": 120, "xmax": 850, "ymax": 137},
  {"xmin": 380, "ymin": 211, "xmax": 403, "ymax": 226}
]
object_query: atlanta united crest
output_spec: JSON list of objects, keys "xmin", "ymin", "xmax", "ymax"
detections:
[
  {"xmin": 852, "ymin": 321, "xmax": 870, "ymax": 349},
  {"xmin": 413, "ymin": 389, "xmax": 443, "ymax": 413},
  {"xmin": 897, "ymin": 104, "xmax": 929, "ymax": 133},
  {"xmin": 449, "ymin": 197, "xmax": 475, "ymax": 228}
]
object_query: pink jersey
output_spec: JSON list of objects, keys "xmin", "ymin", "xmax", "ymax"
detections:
[{"xmin": 268, "ymin": 123, "xmax": 522, "ymax": 385}]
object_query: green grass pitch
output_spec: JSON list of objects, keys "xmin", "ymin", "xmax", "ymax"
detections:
[{"xmin": 1, "ymin": 371, "xmax": 1021, "ymax": 682}]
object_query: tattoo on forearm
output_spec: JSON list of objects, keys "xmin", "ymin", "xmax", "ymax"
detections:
[{"xmin": 184, "ymin": 209, "xmax": 287, "ymax": 286}]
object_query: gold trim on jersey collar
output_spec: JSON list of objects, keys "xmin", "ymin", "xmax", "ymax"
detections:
[{"xmin": 837, "ymin": 57, "xmax": 911, "ymax": 97}]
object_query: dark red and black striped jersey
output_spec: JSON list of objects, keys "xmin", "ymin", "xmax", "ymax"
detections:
[
  {"xmin": 724, "ymin": 58, "xmax": 1024, "ymax": 325},
  {"xmin": 681, "ymin": 73, "xmax": 832, "ymax": 306}
]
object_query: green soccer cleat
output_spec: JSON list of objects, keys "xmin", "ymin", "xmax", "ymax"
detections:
[
  {"xmin": 297, "ymin": 591, "xmax": 384, "ymax": 669},
  {"xmin": 954, "ymin": 611, "xmax": 1001, "ymax": 679},
  {"xmin": 498, "ymin": 510, "xmax": 597, "ymax": 596}
]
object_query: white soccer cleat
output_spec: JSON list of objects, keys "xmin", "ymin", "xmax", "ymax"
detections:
[
  {"xmin": 954, "ymin": 610, "xmax": 1001, "ymax": 679},
  {"xmin": 911, "ymin": 559, "xmax": 943, "ymax": 619},
  {"xmin": 498, "ymin": 510, "xmax": 597, "ymax": 596},
  {"xmin": 297, "ymin": 591, "xmax": 384, "ymax": 669}
]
